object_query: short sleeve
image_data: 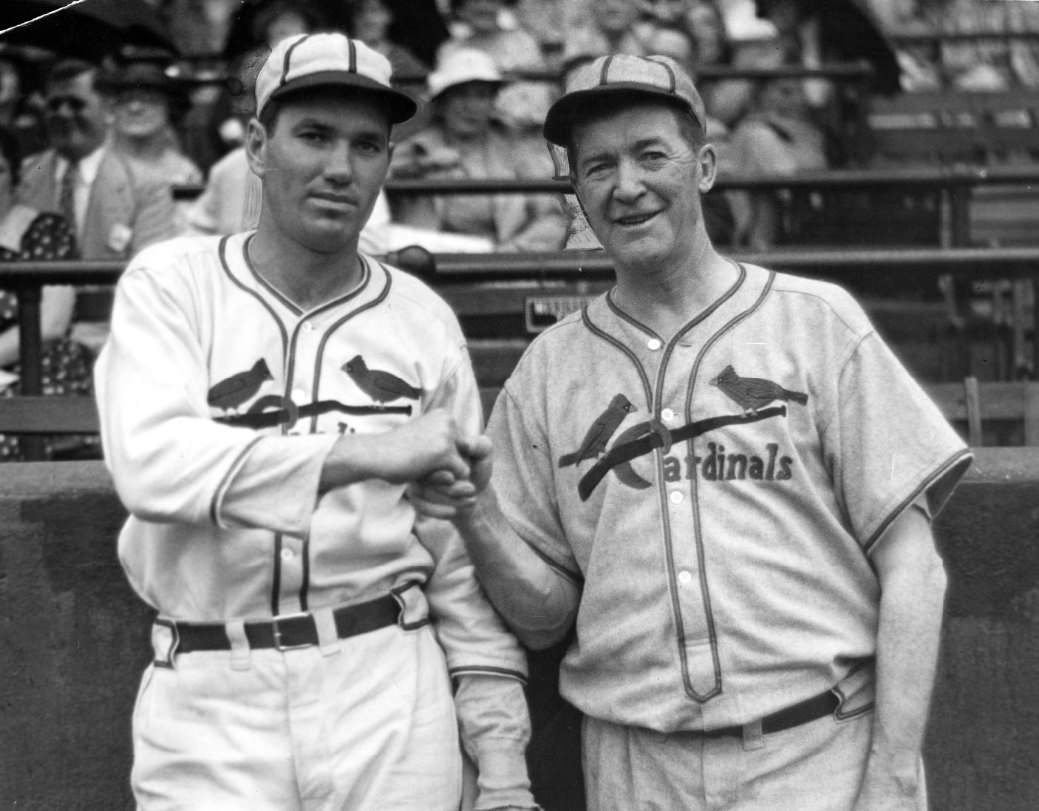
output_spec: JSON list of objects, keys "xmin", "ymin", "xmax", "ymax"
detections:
[
  {"xmin": 825, "ymin": 330, "xmax": 972, "ymax": 551},
  {"xmin": 488, "ymin": 384, "xmax": 581, "ymax": 581}
]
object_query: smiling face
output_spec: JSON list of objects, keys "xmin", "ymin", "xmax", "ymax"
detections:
[
  {"xmin": 247, "ymin": 89, "xmax": 392, "ymax": 256},
  {"xmin": 570, "ymin": 100, "xmax": 715, "ymax": 277}
]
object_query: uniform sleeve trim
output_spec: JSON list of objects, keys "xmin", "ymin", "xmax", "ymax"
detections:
[
  {"xmin": 209, "ymin": 436, "xmax": 264, "ymax": 527},
  {"xmin": 449, "ymin": 666, "xmax": 528, "ymax": 684},
  {"xmin": 521, "ymin": 535, "xmax": 583, "ymax": 585},
  {"xmin": 863, "ymin": 448, "xmax": 974, "ymax": 553}
]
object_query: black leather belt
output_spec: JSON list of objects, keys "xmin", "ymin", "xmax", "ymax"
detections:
[
  {"xmin": 702, "ymin": 689, "xmax": 840, "ymax": 738},
  {"xmin": 167, "ymin": 594, "xmax": 402, "ymax": 654}
]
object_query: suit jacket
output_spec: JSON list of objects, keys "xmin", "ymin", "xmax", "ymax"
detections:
[{"xmin": 17, "ymin": 147, "xmax": 178, "ymax": 260}]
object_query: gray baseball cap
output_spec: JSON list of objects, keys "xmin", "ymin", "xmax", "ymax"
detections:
[{"xmin": 543, "ymin": 54, "xmax": 706, "ymax": 146}]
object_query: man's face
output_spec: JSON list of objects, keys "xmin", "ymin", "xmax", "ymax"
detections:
[
  {"xmin": 44, "ymin": 70, "xmax": 109, "ymax": 161},
  {"xmin": 248, "ymin": 90, "xmax": 392, "ymax": 255},
  {"xmin": 570, "ymin": 102, "xmax": 714, "ymax": 274}
]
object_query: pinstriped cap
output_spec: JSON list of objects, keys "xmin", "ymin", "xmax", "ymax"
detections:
[
  {"xmin": 543, "ymin": 54, "xmax": 706, "ymax": 146},
  {"xmin": 255, "ymin": 32, "xmax": 417, "ymax": 123}
]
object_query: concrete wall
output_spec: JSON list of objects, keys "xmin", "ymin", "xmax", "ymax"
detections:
[{"xmin": 1, "ymin": 452, "xmax": 1037, "ymax": 809}]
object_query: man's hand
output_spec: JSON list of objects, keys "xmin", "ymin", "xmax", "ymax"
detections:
[
  {"xmin": 852, "ymin": 765, "xmax": 923, "ymax": 810},
  {"xmin": 320, "ymin": 408, "xmax": 478, "ymax": 493},
  {"xmin": 408, "ymin": 433, "xmax": 493, "ymax": 519}
]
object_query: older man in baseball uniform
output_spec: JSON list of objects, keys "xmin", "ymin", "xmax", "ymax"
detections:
[
  {"xmin": 421, "ymin": 54, "xmax": 973, "ymax": 810},
  {"xmin": 96, "ymin": 33, "xmax": 535, "ymax": 811}
]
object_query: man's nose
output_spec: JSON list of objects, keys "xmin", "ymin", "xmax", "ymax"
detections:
[
  {"xmin": 324, "ymin": 143, "xmax": 355, "ymax": 182},
  {"xmin": 614, "ymin": 158, "xmax": 645, "ymax": 200}
]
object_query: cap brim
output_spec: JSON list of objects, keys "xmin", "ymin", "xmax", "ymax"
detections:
[
  {"xmin": 430, "ymin": 78, "xmax": 505, "ymax": 103},
  {"xmin": 268, "ymin": 70, "xmax": 418, "ymax": 124},
  {"xmin": 543, "ymin": 84, "xmax": 696, "ymax": 146}
]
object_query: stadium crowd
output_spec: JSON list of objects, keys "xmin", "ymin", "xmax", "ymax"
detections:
[{"xmin": 2, "ymin": 0, "xmax": 1039, "ymax": 460}]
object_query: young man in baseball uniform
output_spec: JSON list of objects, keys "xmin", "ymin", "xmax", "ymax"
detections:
[
  {"xmin": 421, "ymin": 54, "xmax": 973, "ymax": 809},
  {"xmin": 96, "ymin": 33, "xmax": 536, "ymax": 811}
]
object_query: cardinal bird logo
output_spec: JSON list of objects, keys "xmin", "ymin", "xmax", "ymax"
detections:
[
  {"xmin": 208, "ymin": 359, "xmax": 274, "ymax": 411},
  {"xmin": 558, "ymin": 393, "xmax": 636, "ymax": 468},
  {"xmin": 343, "ymin": 354, "xmax": 424, "ymax": 402},
  {"xmin": 710, "ymin": 365, "xmax": 808, "ymax": 413}
]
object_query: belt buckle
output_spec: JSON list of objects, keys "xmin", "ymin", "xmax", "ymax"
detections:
[{"xmin": 271, "ymin": 611, "xmax": 313, "ymax": 651}]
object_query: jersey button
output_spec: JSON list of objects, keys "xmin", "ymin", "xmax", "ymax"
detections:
[
  {"xmin": 280, "ymin": 548, "xmax": 295, "ymax": 561},
  {"xmin": 647, "ymin": 338, "xmax": 662, "ymax": 351},
  {"xmin": 661, "ymin": 408, "xmax": 676, "ymax": 422},
  {"xmin": 669, "ymin": 490, "xmax": 684, "ymax": 504},
  {"xmin": 677, "ymin": 569, "xmax": 694, "ymax": 586}
]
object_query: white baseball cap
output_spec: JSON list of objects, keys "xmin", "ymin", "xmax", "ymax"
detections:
[
  {"xmin": 426, "ymin": 48, "xmax": 505, "ymax": 102},
  {"xmin": 543, "ymin": 53, "xmax": 707, "ymax": 146},
  {"xmin": 254, "ymin": 32, "xmax": 417, "ymax": 123}
]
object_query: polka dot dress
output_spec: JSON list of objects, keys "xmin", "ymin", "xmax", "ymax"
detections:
[{"xmin": 1, "ymin": 212, "xmax": 95, "ymax": 461}]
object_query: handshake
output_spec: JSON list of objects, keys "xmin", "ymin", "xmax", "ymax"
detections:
[{"xmin": 331, "ymin": 407, "xmax": 492, "ymax": 520}]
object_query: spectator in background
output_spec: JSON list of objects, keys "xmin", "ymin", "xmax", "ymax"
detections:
[
  {"xmin": 727, "ymin": 74, "xmax": 828, "ymax": 248},
  {"xmin": 437, "ymin": 0, "xmax": 553, "ymax": 131},
  {"xmin": 163, "ymin": 0, "xmax": 239, "ymax": 58},
  {"xmin": 0, "ymin": 127, "xmax": 91, "ymax": 461},
  {"xmin": 0, "ymin": 50, "xmax": 47, "ymax": 158},
  {"xmin": 103, "ymin": 63, "xmax": 202, "ymax": 234},
  {"xmin": 348, "ymin": 0, "xmax": 430, "ymax": 81},
  {"xmin": 390, "ymin": 48, "xmax": 566, "ymax": 252},
  {"xmin": 564, "ymin": 0, "xmax": 649, "ymax": 64},
  {"xmin": 17, "ymin": 59, "xmax": 179, "ymax": 353}
]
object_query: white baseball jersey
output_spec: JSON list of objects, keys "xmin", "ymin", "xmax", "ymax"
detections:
[
  {"xmin": 489, "ymin": 261, "xmax": 971, "ymax": 734},
  {"xmin": 95, "ymin": 232, "xmax": 529, "ymax": 798}
]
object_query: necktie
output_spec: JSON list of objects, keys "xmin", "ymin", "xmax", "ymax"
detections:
[{"xmin": 58, "ymin": 160, "xmax": 79, "ymax": 236}]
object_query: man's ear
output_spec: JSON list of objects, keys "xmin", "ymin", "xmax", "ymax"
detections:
[
  {"xmin": 244, "ymin": 118, "xmax": 267, "ymax": 178},
  {"xmin": 696, "ymin": 142, "xmax": 718, "ymax": 193}
]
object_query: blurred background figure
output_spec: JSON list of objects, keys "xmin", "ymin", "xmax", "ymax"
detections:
[
  {"xmin": 727, "ymin": 75, "xmax": 828, "ymax": 248},
  {"xmin": 564, "ymin": 0, "xmax": 649, "ymax": 64},
  {"xmin": 0, "ymin": 127, "xmax": 91, "ymax": 461},
  {"xmin": 163, "ymin": 0, "xmax": 239, "ymax": 58},
  {"xmin": 437, "ymin": 0, "xmax": 553, "ymax": 132},
  {"xmin": 17, "ymin": 58, "xmax": 178, "ymax": 353},
  {"xmin": 103, "ymin": 62, "xmax": 202, "ymax": 233},
  {"xmin": 0, "ymin": 47, "xmax": 48, "ymax": 157},
  {"xmin": 347, "ymin": 0, "xmax": 430, "ymax": 81},
  {"xmin": 390, "ymin": 47, "xmax": 565, "ymax": 252}
]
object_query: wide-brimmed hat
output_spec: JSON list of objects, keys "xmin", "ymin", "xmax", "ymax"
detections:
[
  {"xmin": 97, "ymin": 62, "xmax": 186, "ymax": 99},
  {"xmin": 543, "ymin": 53, "xmax": 706, "ymax": 146},
  {"xmin": 426, "ymin": 48, "xmax": 505, "ymax": 102},
  {"xmin": 254, "ymin": 32, "xmax": 417, "ymax": 123}
]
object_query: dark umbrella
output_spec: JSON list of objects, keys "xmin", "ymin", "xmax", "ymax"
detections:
[
  {"xmin": 756, "ymin": 0, "xmax": 902, "ymax": 94},
  {"xmin": 0, "ymin": 0, "xmax": 178, "ymax": 62}
]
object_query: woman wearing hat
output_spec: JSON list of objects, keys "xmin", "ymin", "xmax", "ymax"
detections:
[
  {"xmin": 389, "ymin": 48, "xmax": 565, "ymax": 253},
  {"xmin": 103, "ymin": 62, "xmax": 202, "ymax": 233}
]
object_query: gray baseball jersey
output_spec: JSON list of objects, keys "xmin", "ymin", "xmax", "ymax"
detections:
[{"xmin": 489, "ymin": 261, "xmax": 971, "ymax": 733}]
